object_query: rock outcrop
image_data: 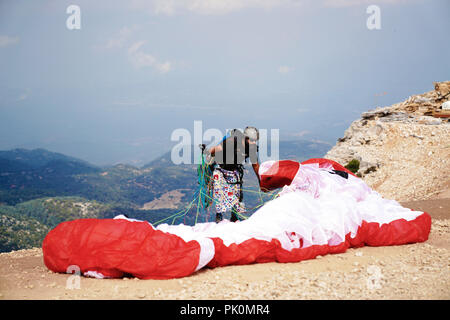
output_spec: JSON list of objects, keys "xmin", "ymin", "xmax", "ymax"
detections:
[{"xmin": 326, "ymin": 81, "xmax": 450, "ymax": 202}]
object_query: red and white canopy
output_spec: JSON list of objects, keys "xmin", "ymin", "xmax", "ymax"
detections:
[{"xmin": 43, "ymin": 159, "xmax": 431, "ymax": 279}]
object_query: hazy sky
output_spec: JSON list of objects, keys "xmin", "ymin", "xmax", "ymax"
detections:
[{"xmin": 0, "ymin": 0, "xmax": 449, "ymax": 166}]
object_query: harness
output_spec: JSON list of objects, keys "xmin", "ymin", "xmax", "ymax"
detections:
[{"xmin": 198, "ymin": 143, "xmax": 244, "ymax": 205}]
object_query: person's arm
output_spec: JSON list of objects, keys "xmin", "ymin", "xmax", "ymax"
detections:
[
  {"xmin": 208, "ymin": 144, "xmax": 222, "ymax": 156},
  {"xmin": 205, "ymin": 144, "xmax": 223, "ymax": 165}
]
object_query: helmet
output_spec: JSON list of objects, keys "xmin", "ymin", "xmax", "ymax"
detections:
[{"xmin": 244, "ymin": 126, "xmax": 259, "ymax": 142}]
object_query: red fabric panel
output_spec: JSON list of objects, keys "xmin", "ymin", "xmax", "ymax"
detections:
[
  {"xmin": 359, "ymin": 211, "xmax": 431, "ymax": 246},
  {"xmin": 259, "ymin": 160, "xmax": 300, "ymax": 191},
  {"xmin": 42, "ymin": 219, "xmax": 202, "ymax": 279},
  {"xmin": 207, "ymin": 237, "xmax": 278, "ymax": 268}
]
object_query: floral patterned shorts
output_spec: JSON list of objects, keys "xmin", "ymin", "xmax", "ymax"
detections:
[{"xmin": 213, "ymin": 168, "xmax": 246, "ymax": 214}]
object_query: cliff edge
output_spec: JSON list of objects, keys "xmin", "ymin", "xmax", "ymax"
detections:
[{"xmin": 326, "ymin": 81, "xmax": 450, "ymax": 202}]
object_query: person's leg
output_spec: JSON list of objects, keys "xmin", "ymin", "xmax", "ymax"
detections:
[
  {"xmin": 215, "ymin": 211, "xmax": 223, "ymax": 223},
  {"xmin": 230, "ymin": 184, "xmax": 245, "ymax": 222},
  {"xmin": 230, "ymin": 207, "xmax": 238, "ymax": 222},
  {"xmin": 213, "ymin": 169, "xmax": 228, "ymax": 223}
]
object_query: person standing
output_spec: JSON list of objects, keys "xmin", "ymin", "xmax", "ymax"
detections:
[{"xmin": 207, "ymin": 127, "xmax": 261, "ymax": 223}]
